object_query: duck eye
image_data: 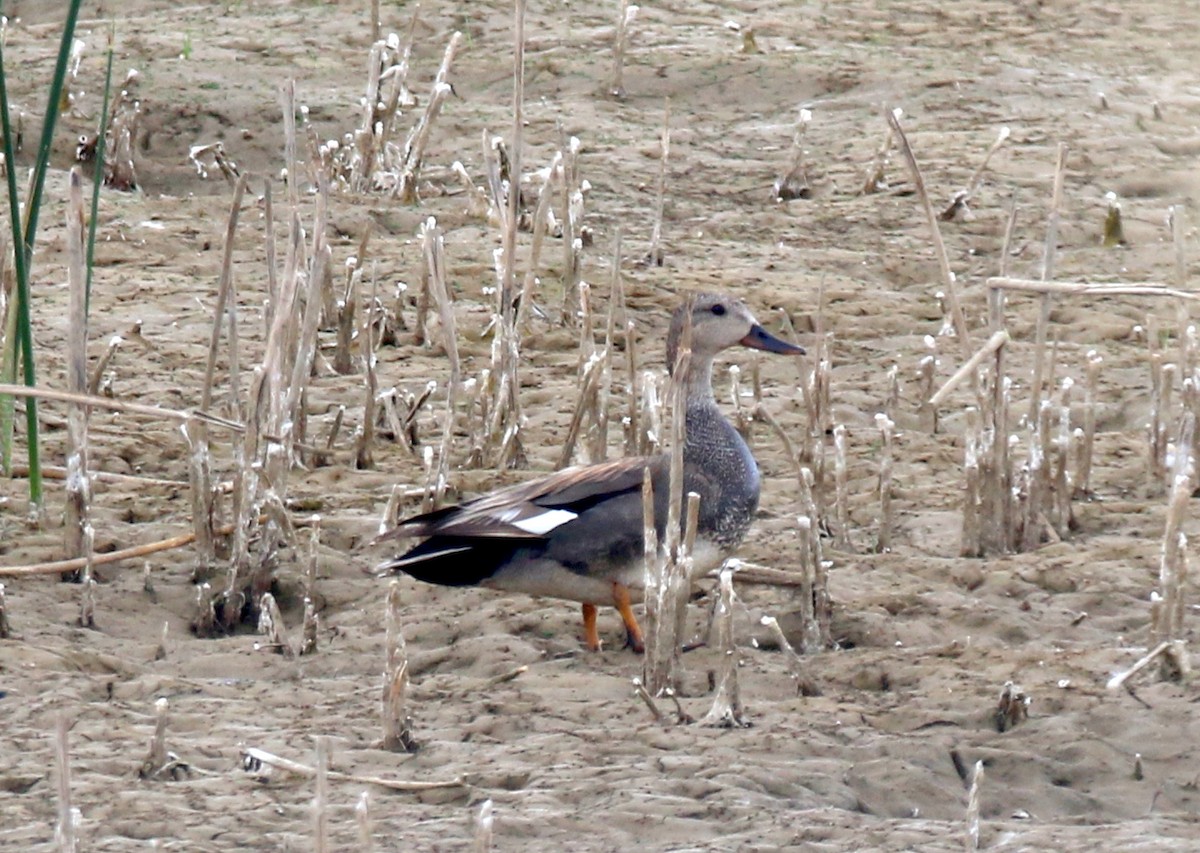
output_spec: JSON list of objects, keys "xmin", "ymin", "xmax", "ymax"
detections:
[{"xmin": 710, "ymin": 304, "xmax": 726, "ymax": 316}]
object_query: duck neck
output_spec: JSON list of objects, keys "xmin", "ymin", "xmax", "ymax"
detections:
[{"xmin": 674, "ymin": 355, "xmax": 716, "ymax": 408}]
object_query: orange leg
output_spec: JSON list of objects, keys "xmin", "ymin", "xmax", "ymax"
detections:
[
  {"xmin": 612, "ymin": 582, "xmax": 645, "ymax": 654},
  {"xmin": 581, "ymin": 602, "xmax": 601, "ymax": 651}
]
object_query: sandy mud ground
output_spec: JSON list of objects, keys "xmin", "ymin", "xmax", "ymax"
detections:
[{"xmin": 4, "ymin": 0, "xmax": 1200, "ymax": 849}]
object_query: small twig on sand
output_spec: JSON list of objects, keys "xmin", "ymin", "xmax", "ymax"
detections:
[
  {"xmin": 240, "ymin": 746, "xmax": 465, "ymax": 792},
  {"xmin": 0, "ymin": 519, "xmax": 242, "ymax": 577}
]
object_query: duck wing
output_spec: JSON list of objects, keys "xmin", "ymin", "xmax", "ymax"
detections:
[{"xmin": 377, "ymin": 455, "xmax": 662, "ymax": 544}]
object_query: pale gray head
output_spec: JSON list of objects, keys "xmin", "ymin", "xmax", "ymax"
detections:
[{"xmin": 666, "ymin": 293, "xmax": 805, "ymax": 376}]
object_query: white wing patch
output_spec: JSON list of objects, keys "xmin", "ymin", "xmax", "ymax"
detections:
[{"xmin": 511, "ymin": 509, "xmax": 578, "ymax": 535}]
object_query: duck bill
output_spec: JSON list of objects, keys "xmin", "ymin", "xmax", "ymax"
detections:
[{"xmin": 740, "ymin": 324, "xmax": 806, "ymax": 355}]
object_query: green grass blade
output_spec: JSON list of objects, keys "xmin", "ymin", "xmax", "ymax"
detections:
[{"xmin": 0, "ymin": 0, "xmax": 86, "ymax": 509}]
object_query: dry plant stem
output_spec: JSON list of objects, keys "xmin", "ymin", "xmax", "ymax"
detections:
[
  {"xmin": 928, "ymin": 330, "xmax": 1010, "ymax": 408},
  {"xmin": 701, "ymin": 567, "xmax": 747, "ymax": 727},
  {"xmin": 312, "ymin": 737, "xmax": 330, "ymax": 853},
  {"xmin": 875, "ymin": 413, "xmax": 895, "ymax": 553},
  {"xmin": 631, "ymin": 676, "xmax": 665, "ymax": 723},
  {"xmin": 55, "ymin": 714, "xmax": 77, "ymax": 853},
  {"xmin": 0, "ymin": 583, "xmax": 10, "ymax": 638},
  {"xmin": 0, "ymin": 518, "xmax": 246, "ymax": 577},
  {"xmin": 200, "ymin": 173, "xmax": 249, "ymax": 420},
  {"xmin": 966, "ymin": 759, "xmax": 984, "ymax": 851},
  {"xmin": 423, "ymin": 218, "xmax": 458, "ymax": 501},
  {"xmin": 474, "ymin": 799, "xmax": 495, "ymax": 853},
  {"xmin": 886, "ymin": 108, "xmax": 971, "ymax": 359},
  {"xmin": 961, "ymin": 407, "xmax": 982, "ymax": 557},
  {"xmin": 647, "ymin": 100, "xmax": 670, "ymax": 266},
  {"xmin": 832, "ymin": 425, "xmax": 851, "ymax": 550},
  {"xmin": 396, "ymin": 31, "xmax": 460, "ymax": 203},
  {"xmin": 1028, "ymin": 143, "xmax": 1069, "ymax": 424},
  {"xmin": 356, "ymin": 791, "xmax": 374, "ymax": 853},
  {"xmin": 356, "ymin": 271, "xmax": 380, "ymax": 470},
  {"xmin": 644, "ymin": 320, "xmax": 693, "ymax": 693},
  {"xmin": 64, "ymin": 170, "xmax": 90, "ymax": 571},
  {"xmin": 242, "ymin": 746, "xmax": 464, "ymax": 791},
  {"xmin": 760, "ymin": 614, "xmax": 812, "ymax": 692},
  {"xmin": 559, "ymin": 136, "xmax": 583, "ymax": 323},
  {"xmin": 1077, "ymin": 351, "xmax": 1102, "ymax": 496},
  {"xmin": 1053, "ymin": 378, "xmax": 1074, "ymax": 533},
  {"xmin": 609, "ymin": 0, "xmax": 635, "ymax": 98},
  {"xmin": 514, "ymin": 151, "xmax": 562, "ymax": 335},
  {"xmin": 382, "ymin": 580, "xmax": 415, "ymax": 751},
  {"xmin": 1150, "ymin": 411, "xmax": 1194, "ymax": 680},
  {"xmin": 257, "ymin": 592, "xmax": 293, "ymax": 655},
  {"xmin": 139, "ymin": 698, "xmax": 170, "ymax": 779}
]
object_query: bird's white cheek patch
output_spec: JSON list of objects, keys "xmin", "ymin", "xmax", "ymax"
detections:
[{"xmin": 512, "ymin": 509, "xmax": 578, "ymax": 535}]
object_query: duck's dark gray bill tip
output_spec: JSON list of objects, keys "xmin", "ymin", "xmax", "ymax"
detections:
[{"xmin": 740, "ymin": 324, "xmax": 806, "ymax": 356}]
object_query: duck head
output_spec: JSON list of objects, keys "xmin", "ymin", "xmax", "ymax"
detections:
[{"xmin": 667, "ymin": 293, "xmax": 805, "ymax": 377}]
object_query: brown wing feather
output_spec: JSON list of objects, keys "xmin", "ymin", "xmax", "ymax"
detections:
[{"xmin": 375, "ymin": 455, "xmax": 662, "ymax": 543}]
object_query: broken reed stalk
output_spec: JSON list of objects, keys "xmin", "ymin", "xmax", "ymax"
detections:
[
  {"xmin": 608, "ymin": 0, "xmax": 637, "ymax": 98},
  {"xmin": 396, "ymin": 32, "xmax": 462, "ymax": 202},
  {"xmin": 961, "ymin": 407, "xmax": 983, "ymax": 557},
  {"xmin": 796, "ymin": 467, "xmax": 830, "ymax": 652},
  {"xmin": 886, "ymin": 108, "xmax": 972, "ymax": 360},
  {"xmin": 514, "ymin": 150, "xmax": 562, "ymax": 335},
  {"xmin": 0, "ymin": 583, "xmax": 10, "ymax": 638},
  {"xmin": 355, "ymin": 268, "xmax": 380, "ymax": 469},
  {"xmin": 1076, "ymin": 350, "xmax": 1102, "ymax": 497},
  {"xmin": 356, "ymin": 791, "xmax": 374, "ymax": 853},
  {"xmin": 831, "ymin": 424, "xmax": 851, "ymax": 550},
  {"xmin": 382, "ymin": 580, "xmax": 415, "ymax": 751},
  {"xmin": 312, "ymin": 737, "xmax": 330, "ymax": 853},
  {"xmin": 1027, "ymin": 143, "xmax": 1069, "ymax": 425},
  {"xmin": 1150, "ymin": 411, "xmax": 1194, "ymax": 680},
  {"xmin": 642, "ymin": 322, "xmax": 694, "ymax": 695},
  {"xmin": 966, "ymin": 759, "xmax": 984, "ymax": 851},
  {"xmin": 257, "ymin": 592, "xmax": 293, "ymax": 655},
  {"xmin": 940, "ymin": 126, "xmax": 1010, "ymax": 221},
  {"xmin": 928, "ymin": 330, "xmax": 1010, "ymax": 408},
  {"xmin": 300, "ymin": 519, "xmax": 320, "ymax": 655},
  {"xmin": 54, "ymin": 715, "xmax": 78, "ymax": 853},
  {"xmin": 875, "ymin": 414, "xmax": 895, "ymax": 553},
  {"xmin": 423, "ymin": 218, "xmax": 458, "ymax": 504},
  {"xmin": 646, "ymin": 100, "xmax": 670, "ymax": 267},
  {"xmin": 559, "ymin": 136, "xmax": 584, "ymax": 324},
  {"xmin": 759, "ymin": 614, "xmax": 816, "ymax": 695},
  {"xmin": 64, "ymin": 169, "xmax": 90, "ymax": 578},
  {"xmin": 474, "ymin": 799, "xmax": 495, "ymax": 853},
  {"xmin": 700, "ymin": 566, "xmax": 747, "ymax": 727}
]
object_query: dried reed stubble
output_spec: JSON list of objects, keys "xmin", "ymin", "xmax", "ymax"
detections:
[
  {"xmin": 64, "ymin": 169, "xmax": 90, "ymax": 577},
  {"xmin": 965, "ymin": 759, "xmax": 984, "ymax": 850},
  {"xmin": 422, "ymin": 218, "xmax": 458, "ymax": 502},
  {"xmin": 608, "ymin": 0, "xmax": 638, "ymax": 99},
  {"xmin": 643, "ymin": 321, "xmax": 695, "ymax": 695},
  {"xmin": 875, "ymin": 413, "xmax": 895, "ymax": 553},
  {"xmin": 831, "ymin": 425, "xmax": 851, "ymax": 551},
  {"xmin": 257, "ymin": 592, "xmax": 293, "ymax": 656},
  {"xmin": 939, "ymin": 126, "xmax": 1009, "ymax": 222},
  {"xmin": 382, "ymin": 580, "xmax": 416, "ymax": 751},
  {"xmin": 886, "ymin": 108, "xmax": 972, "ymax": 359},
  {"xmin": 312, "ymin": 737, "xmax": 330, "ymax": 853},
  {"xmin": 645, "ymin": 100, "xmax": 670, "ymax": 267},
  {"xmin": 700, "ymin": 567, "xmax": 747, "ymax": 728},
  {"xmin": 356, "ymin": 791, "xmax": 374, "ymax": 852},
  {"xmin": 1028, "ymin": 143, "xmax": 1069, "ymax": 425},
  {"xmin": 0, "ymin": 583, "xmax": 10, "ymax": 638},
  {"xmin": 961, "ymin": 406, "xmax": 982, "ymax": 558},
  {"xmin": 474, "ymin": 799, "xmax": 495, "ymax": 853},
  {"xmin": 54, "ymin": 714, "xmax": 77, "ymax": 853}
]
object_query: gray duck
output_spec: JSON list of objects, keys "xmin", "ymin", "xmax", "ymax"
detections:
[{"xmin": 376, "ymin": 293, "xmax": 804, "ymax": 651}]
